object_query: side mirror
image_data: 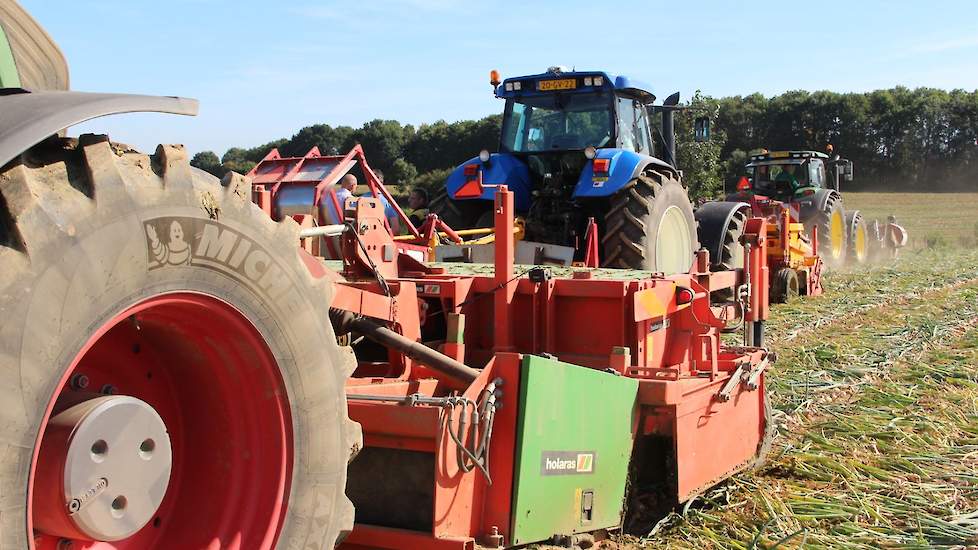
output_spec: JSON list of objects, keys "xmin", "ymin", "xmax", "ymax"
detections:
[
  {"xmin": 844, "ymin": 161, "xmax": 854, "ymax": 181},
  {"xmin": 694, "ymin": 117, "xmax": 711, "ymax": 142}
]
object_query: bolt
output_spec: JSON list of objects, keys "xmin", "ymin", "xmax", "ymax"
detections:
[
  {"xmin": 67, "ymin": 499, "xmax": 81, "ymax": 514},
  {"xmin": 57, "ymin": 539, "xmax": 73, "ymax": 550},
  {"xmin": 484, "ymin": 525, "xmax": 504, "ymax": 548},
  {"xmin": 100, "ymin": 384, "xmax": 117, "ymax": 395},
  {"xmin": 70, "ymin": 374, "xmax": 90, "ymax": 390}
]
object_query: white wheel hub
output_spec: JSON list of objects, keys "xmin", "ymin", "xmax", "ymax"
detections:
[
  {"xmin": 655, "ymin": 205, "xmax": 694, "ymax": 275},
  {"xmin": 46, "ymin": 395, "xmax": 172, "ymax": 541}
]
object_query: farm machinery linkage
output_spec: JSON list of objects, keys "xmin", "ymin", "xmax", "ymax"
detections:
[
  {"xmin": 3, "ymin": 3, "xmax": 775, "ymax": 546},
  {"xmin": 313, "ymin": 186, "xmax": 775, "ymax": 549}
]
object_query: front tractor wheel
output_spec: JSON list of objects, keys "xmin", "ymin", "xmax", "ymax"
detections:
[
  {"xmin": 0, "ymin": 137, "xmax": 359, "ymax": 549},
  {"xmin": 771, "ymin": 267, "xmax": 800, "ymax": 304},
  {"xmin": 846, "ymin": 211, "xmax": 869, "ymax": 264},
  {"xmin": 602, "ymin": 168, "xmax": 699, "ymax": 274}
]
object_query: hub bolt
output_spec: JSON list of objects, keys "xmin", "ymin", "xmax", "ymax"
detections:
[
  {"xmin": 70, "ymin": 374, "xmax": 89, "ymax": 390},
  {"xmin": 100, "ymin": 384, "xmax": 116, "ymax": 395}
]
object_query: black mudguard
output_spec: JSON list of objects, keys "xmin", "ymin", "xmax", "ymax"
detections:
[
  {"xmin": 798, "ymin": 188, "xmax": 841, "ymax": 224},
  {"xmin": 0, "ymin": 89, "xmax": 198, "ymax": 168},
  {"xmin": 694, "ymin": 201, "xmax": 750, "ymax": 268}
]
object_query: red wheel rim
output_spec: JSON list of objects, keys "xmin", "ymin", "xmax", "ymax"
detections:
[{"xmin": 29, "ymin": 292, "xmax": 293, "ymax": 549}]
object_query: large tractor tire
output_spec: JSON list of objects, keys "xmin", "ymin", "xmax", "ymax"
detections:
[
  {"xmin": 603, "ymin": 168, "xmax": 698, "ymax": 274},
  {"xmin": 0, "ymin": 136, "xmax": 360, "ymax": 549},
  {"xmin": 807, "ymin": 191, "xmax": 847, "ymax": 267},
  {"xmin": 845, "ymin": 210, "xmax": 869, "ymax": 265},
  {"xmin": 430, "ymin": 189, "xmax": 492, "ymax": 231}
]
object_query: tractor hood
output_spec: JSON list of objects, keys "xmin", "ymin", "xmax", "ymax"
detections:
[{"xmin": 445, "ymin": 153, "xmax": 532, "ymax": 211}]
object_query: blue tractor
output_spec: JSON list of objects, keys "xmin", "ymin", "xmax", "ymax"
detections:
[{"xmin": 432, "ymin": 67, "xmax": 704, "ymax": 275}]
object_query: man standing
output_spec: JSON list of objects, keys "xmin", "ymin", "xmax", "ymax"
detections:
[
  {"xmin": 326, "ymin": 174, "xmax": 358, "ymax": 224},
  {"xmin": 407, "ymin": 188, "xmax": 429, "ymax": 227}
]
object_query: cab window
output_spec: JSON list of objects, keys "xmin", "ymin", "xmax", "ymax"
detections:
[
  {"xmin": 616, "ymin": 96, "xmax": 652, "ymax": 154},
  {"xmin": 809, "ymin": 160, "xmax": 824, "ymax": 187},
  {"xmin": 616, "ymin": 96, "xmax": 637, "ymax": 151}
]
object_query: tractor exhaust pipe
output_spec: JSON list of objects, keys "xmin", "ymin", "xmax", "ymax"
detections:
[
  {"xmin": 661, "ymin": 109, "xmax": 676, "ymax": 168},
  {"xmin": 330, "ymin": 309, "xmax": 480, "ymax": 385},
  {"xmin": 659, "ymin": 92, "xmax": 681, "ymax": 169}
]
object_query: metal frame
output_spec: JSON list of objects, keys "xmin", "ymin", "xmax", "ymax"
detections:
[
  {"xmin": 248, "ymin": 145, "xmax": 465, "ymax": 260},
  {"xmin": 328, "ymin": 187, "xmax": 772, "ymax": 549}
]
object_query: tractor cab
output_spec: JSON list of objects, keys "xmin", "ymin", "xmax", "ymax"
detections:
[
  {"xmin": 440, "ymin": 67, "xmax": 679, "ymax": 230},
  {"xmin": 437, "ymin": 67, "xmax": 701, "ymax": 274},
  {"xmin": 497, "ymin": 68, "xmax": 656, "ymax": 156},
  {"xmin": 745, "ymin": 151, "xmax": 828, "ymax": 202},
  {"xmin": 744, "ymin": 150, "xmax": 853, "ymax": 202}
]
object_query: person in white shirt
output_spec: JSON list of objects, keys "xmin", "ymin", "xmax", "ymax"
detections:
[{"xmin": 327, "ymin": 174, "xmax": 358, "ymax": 223}]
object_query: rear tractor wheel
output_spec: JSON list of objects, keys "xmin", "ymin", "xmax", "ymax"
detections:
[
  {"xmin": 602, "ymin": 168, "xmax": 699, "ymax": 274},
  {"xmin": 0, "ymin": 136, "xmax": 360, "ymax": 549},
  {"xmin": 810, "ymin": 192, "xmax": 847, "ymax": 267}
]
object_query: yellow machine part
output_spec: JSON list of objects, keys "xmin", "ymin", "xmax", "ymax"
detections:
[
  {"xmin": 766, "ymin": 221, "xmax": 818, "ymax": 269},
  {"xmin": 393, "ymin": 219, "xmax": 526, "ymax": 261}
]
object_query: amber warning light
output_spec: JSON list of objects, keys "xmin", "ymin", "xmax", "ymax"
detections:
[{"xmin": 490, "ymin": 69, "xmax": 501, "ymax": 87}]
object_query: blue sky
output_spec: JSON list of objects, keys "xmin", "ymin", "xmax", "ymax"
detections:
[{"xmin": 22, "ymin": 0, "xmax": 978, "ymax": 156}]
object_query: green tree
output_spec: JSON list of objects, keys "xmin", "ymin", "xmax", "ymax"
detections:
[
  {"xmin": 675, "ymin": 91, "xmax": 726, "ymax": 200},
  {"xmin": 190, "ymin": 151, "xmax": 224, "ymax": 178},
  {"xmin": 349, "ymin": 119, "xmax": 414, "ymax": 175},
  {"xmin": 284, "ymin": 124, "xmax": 355, "ymax": 156},
  {"xmin": 388, "ymin": 158, "xmax": 418, "ymax": 185}
]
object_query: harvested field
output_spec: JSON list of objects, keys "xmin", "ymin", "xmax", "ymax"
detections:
[
  {"xmin": 845, "ymin": 192, "xmax": 978, "ymax": 248},
  {"xmin": 623, "ymin": 248, "xmax": 978, "ymax": 549}
]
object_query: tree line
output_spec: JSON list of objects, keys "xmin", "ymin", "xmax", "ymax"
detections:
[{"xmin": 191, "ymin": 86, "xmax": 978, "ymax": 199}]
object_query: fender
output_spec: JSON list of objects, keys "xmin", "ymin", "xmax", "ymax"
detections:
[
  {"xmin": 445, "ymin": 152, "xmax": 532, "ymax": 211},
  {"xmin": 694, "ymin": 201, "xmax": 750, "ymax": 267},
  {"xmin": 571, "ymin": 148, "xmax": 676, "ymax": 198},
  {"xmin": 800, "ymin": 188, "xmax": 841, "ymax": 222},
  {"xmin": 0, "ymin": 89, "xmax": 199, "ymax": 168}
]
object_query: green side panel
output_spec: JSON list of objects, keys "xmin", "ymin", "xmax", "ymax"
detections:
[
  {"xmin": 0, "ymin": 25, "xmax": 21, "ymax": 88},
  {"xmin": 510, "ymin": 355, "xmax": 638, "ymax": 546}
]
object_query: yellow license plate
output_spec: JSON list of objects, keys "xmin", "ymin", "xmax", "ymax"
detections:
[
  {"xmin": 538, "ymin": 78, "xmax": 577, "ymax": 91},
  {"xmin": 769, "ymin": 151, "xmax": 790, "ymax": 158}
]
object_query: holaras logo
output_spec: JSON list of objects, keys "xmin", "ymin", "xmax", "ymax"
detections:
[
  {"xmin": 540, "ymin": 451, "xmax": 596, "ymax": 476},
  {"xmin": 144, "ymin": 216, "xmax": 293, "ymax": 301}
]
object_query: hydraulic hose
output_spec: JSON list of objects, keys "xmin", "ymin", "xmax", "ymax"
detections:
[{"xmin": 329, "ymin": 308, "xmax": 480, "ymax": 385}]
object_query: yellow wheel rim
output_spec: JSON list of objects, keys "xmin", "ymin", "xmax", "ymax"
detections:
[
  {"xmin": 855, "ymin": 223, "xmax": 867, "ymax": 261},
  {"xmin": 830, "ymin": 211, "xmax": 844, "ymax": 258}
]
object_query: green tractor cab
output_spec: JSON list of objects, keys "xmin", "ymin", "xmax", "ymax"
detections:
[{"xmin": 735, "ymin": 150, "xmax": 864, "ymax": 266}]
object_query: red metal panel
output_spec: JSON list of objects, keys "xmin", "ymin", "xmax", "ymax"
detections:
[
  {"xmin": 349, "ymin": 402, "xmax": 441, "ymax": 442},
  {"xmin": 671, "ymin": 377, "xmax": 766, "ymax": 501}
]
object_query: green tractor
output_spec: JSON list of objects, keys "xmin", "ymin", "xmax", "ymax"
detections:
[{"xmin": 731, "ymin": 149, "xmax": 868, "ymax": 266}]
